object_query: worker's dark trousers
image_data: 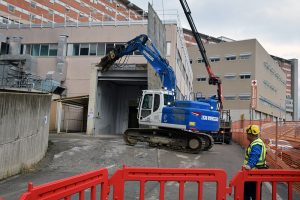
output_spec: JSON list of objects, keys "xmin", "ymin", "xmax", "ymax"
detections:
[{"xmin": 244, "ymin": 181, "xmax": 261, "ymax": 200}]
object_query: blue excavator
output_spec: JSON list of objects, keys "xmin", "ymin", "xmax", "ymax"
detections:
[
  {"xmin": 97, "ymin": 0, "xmax": 225, "ymax": 153},
  {"xmin": 97, "ymin": 34, "xmax": 219, "ymax": 153}
]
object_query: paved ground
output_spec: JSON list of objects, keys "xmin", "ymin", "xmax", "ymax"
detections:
[{"xmin": 0, "ymin": 133, "xmax": 298, "ymax": 199}]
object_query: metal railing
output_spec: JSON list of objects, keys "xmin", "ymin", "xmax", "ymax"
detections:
[
  {"xmin": 0, "ymin": 63, "xmax": 59, "ymax": 93},
  {"xmin": 0, "ymin": 9, "xmax": 180, "ymax": 30}
]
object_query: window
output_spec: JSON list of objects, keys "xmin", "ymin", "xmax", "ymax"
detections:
[
  {"xmin": 20, "ymin": 44, "xmax": 24, "ymax": 54},
  {"xmin": 49, "ymin": 44, "xmax": 58, "ymax": 56},
  {"xmin": 8, "ymin": 5, "xmax": 15, "ymax": 12},
  {"xmin": 166, "ymin": 42, "xmax": 171, "ymax": 56},
  {"xmin": 0, "ymin": 42, "xmax": 9, "ymax": 55},
  {"xmin": 31, "ymin": 1, "xmax": 37, "ymax": 8},
  {"xmin": 25, "ymin": 44, "xmax": 31, "ymax": 54},
  {"xmin": 210, "ymin": 57, "xmax": 220, "ymax": 62},
  {"xmin": 141, "ymin": 94, "xmax": 153, "ymax": 118},
  {"xmin": 89, "ymin": 43, "xmax": 97, "ymax": 56},
  {"xmin": 240, "ymin": 73, "xmax": 251, "ymax": 79},
  {"xmin": 97, "ymin": 43, "xmax": 105, "ymax": 55},
  {"xmin": 80, "ymin": 44, "xmax": 89, "ymax": 55},
  {"xmin": 153, "ymin": 94, "xmax": 160, "ymax": 112},
  {"xmin": 239, "ymin": 94, "xmax": 251, "ymax": 100},
  {"xmin": 224, "ymin": 74, "xmax": 236, "ymax": 80},
  {"xmin": 224, "ymin": 95, "xmax": 236, "ymax": 100},
  {"xmin": 164, "ymin": 94, "xmax": 174, "ymax": 106},
  {"xmin": 40, "ymin": 44, "xmax": 49, "ymax": 56},
  {"xmin": 31, "ymin": 44, "xmax": 40, "ymax": 56},
  {"xmin": 226, "ymin": 55, "xmax": 236, "ymax": 61},
  {"xmin": 115, "ymin": 43, "xmax": 124, "ymax": 50},
  {"xmin": 2, "ymin": 18, "xmax": 9, "ymax": 24},
  {"xmin": 196, "ymin": 77, "xmax": 206, "ymax": 82},
  {"xmin": 67, "ymin": 44, "xmax": 73, "ymax": 56},
  {"xmin": 197, "ymin": 58, "xmax": 204, "ymax": 63},
  {"xmin": 105, "ymin": 43, "xmax": 115, "ymax": 54},
  {"xmin": 239, "ymin": 53, "xmax": 251, "ymax": 60},
  {"xmin": 72, "ymin": 44, "xmax": 79, "ymax": 56}
]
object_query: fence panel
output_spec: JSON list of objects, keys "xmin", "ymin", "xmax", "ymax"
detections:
[
  {"xmin": 109, "ymin": 166, "xmax": 228, "ymax": 200},
  {"xmin": 230, "ymin": 168, "xmax": 300, "ymax": 200},
  {"xmin": 19, "ymin": 168, "xmax": 109, "ymax": 200},
  {"xmin": 232, "ymin": 119, "xmax": 300, "ymax": 195}
]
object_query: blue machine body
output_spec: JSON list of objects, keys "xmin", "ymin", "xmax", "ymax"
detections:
[{"xmin": 162, "ymin": 98, "xmax": 220, "ymax": 132}]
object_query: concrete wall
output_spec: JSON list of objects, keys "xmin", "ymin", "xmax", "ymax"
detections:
[{"xmin": 0, "ymin": 92, "xmax": 51, "ymax": 180}]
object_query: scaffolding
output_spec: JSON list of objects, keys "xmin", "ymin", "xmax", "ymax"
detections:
[{"xmin": 0, "ymin": 56, "xmax": 61, "ymax": 93}]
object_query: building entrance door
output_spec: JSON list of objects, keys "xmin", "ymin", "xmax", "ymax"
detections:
[{"xmin": 128, "ymin": 106, "xmax": 139, "ymax": 128}]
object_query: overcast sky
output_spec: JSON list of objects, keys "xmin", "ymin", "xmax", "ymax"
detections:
[
  {"xmin": 130, "ymin": 0, "xmax": 299, "ymax": 59},
  {"xmin": 130, "ymin": 0, "xmax": 300, "ymax": 116}
]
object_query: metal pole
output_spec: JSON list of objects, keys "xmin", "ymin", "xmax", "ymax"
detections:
[{"xmin": 275, "ymin": 118, "xmax": 278, "ymax": 165}]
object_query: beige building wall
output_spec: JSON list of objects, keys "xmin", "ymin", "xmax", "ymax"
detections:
[
  {"xmin": 255, "ymin": 41, "xmax": 286, "ymax": 118},
  {"xmin": 1, "ymin": 22, "xmax": 193, "ymax": 134},
  {"xmin": 189, "ymin": 39, "xmax": 287, "ymax": 121},
  {"xmin": 1, "ymin": 23, "xmax": 192, "ymax": 98}
]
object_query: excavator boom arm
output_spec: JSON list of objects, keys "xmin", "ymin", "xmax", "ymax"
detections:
[{"xmin": 97, "ymin": 34, "xmax": 176, "ymax": 92}]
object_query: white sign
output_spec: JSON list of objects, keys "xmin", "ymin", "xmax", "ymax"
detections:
[
  {"xmin": 88, "ymin": 112, "xmax": 94, "ymax": 119},
  {"xmin": 201, "ymin": 115, "xmax": 219, "ymax": 122}
]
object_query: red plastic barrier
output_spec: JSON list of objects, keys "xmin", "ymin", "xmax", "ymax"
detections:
[
  {"xmin": 19, "ymin": 168, "xmax": 109, "ymax": 200},
  {"xmin": 109, "ymin": 166, "xmax": 228, "ymax": 200},
  {"xmin": 17, "ymin": 167, "xmax": 300, "ymax": 200},
  {"xmin": 230, "ymin": 168, "xmax": 300, "ymax": 200}
]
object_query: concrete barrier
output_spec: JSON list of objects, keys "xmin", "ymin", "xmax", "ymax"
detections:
[{"xmin": 0, "ymin": 92, "xmax": 51, "ymax": 180}]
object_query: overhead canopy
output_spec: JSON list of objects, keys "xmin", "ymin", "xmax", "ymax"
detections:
[{"xmin": 54, "ymin": 95, "xmax": 89, "ymax": 107}]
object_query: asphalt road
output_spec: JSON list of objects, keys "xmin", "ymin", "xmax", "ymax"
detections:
[{"xmin": 0, "ymin": 133, "xmax": 298, "ymax": 199}]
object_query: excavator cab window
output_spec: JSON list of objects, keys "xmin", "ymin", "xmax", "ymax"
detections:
[
  {"xmin": 141, "ymin": 94, "xmax": 153, "ymax": 118},
  {"xmin": 164, "ymin": 94, "xmax": 175, "ymax": 106},
  {"xmin": 153, "ymin": 94, "xmax": 160, "ymax": 112}
]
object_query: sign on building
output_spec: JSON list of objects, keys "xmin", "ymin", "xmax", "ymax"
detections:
[{"xmin": 251, "ymin": 80, "xmax": 257, "ymax": 109}]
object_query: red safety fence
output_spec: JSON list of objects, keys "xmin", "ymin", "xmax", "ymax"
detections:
[
  {"xmin": 19, "ymin": 168, "xmax": 109, "ymax": 200},
  {"xmin": 109, "ymin": 166, "xmax": 228, "ymax": 200},
  {"xmin": 16, "ymin": 166, "xmax": 300, "ymax": 200},
  {"xmin": 230, "ymin": 168, "xmax": 300, "ymax": 200},
  {"xmin": 232, "ymin": 119, "xmax": 300, "ymax": 194}
]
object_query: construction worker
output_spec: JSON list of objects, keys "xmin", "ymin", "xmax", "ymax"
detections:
[{"xmin": 243, "ymin": 125, "xmax": 267, "ymax": 200}]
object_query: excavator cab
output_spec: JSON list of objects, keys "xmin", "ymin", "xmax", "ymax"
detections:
[{"xmin": 138, "ymin": 90, "xmax": 175, "ymax": 127}]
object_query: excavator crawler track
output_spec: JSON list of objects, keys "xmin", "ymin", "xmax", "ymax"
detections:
[{"xmin": 123, "ymin": 128, "xmax": 214, "ymax": 154}]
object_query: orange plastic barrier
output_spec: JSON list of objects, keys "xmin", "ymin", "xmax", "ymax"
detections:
[
  {"xmin": 16, "ymin": 167, "xmax": 300, "ymax": 200},
  {"xmin": 109, "ymin": 166, "xmax": 228, "ymax": 200},
  {"xmin": 19, "ymin": 168, "xmax": 109, "ymax": 200},
  {"xmin": 230, "ymin": 168, "xmax": 300, "ymax": 200}
]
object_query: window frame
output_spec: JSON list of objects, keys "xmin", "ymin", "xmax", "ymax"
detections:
[
  {"xmin": 8, "ymin": 5, "xmax": 15, "ymax": 13},
  {"xmin": 225, "ymin": 55, "xmax": 237, "ymax": 61}
]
